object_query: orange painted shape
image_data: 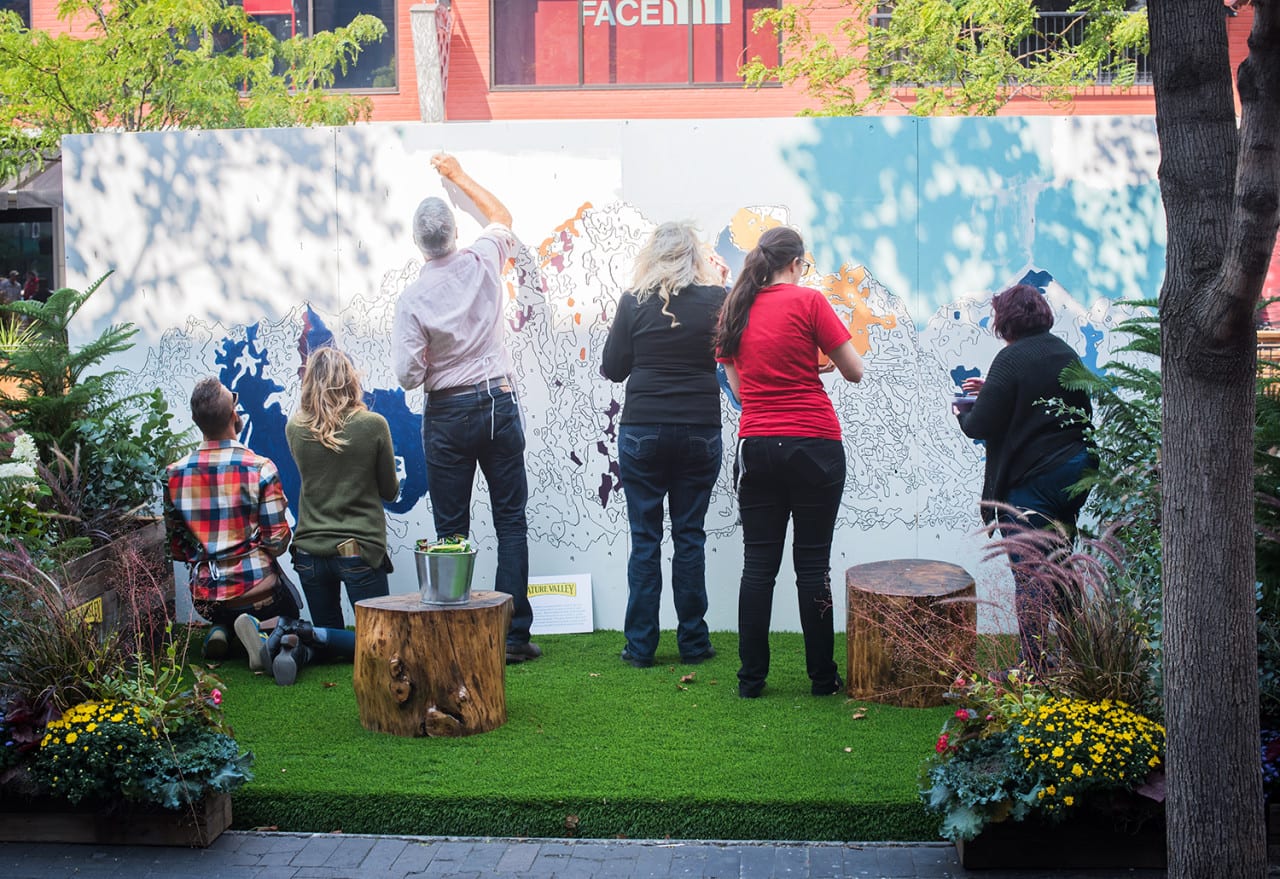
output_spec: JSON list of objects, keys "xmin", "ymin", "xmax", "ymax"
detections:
[{"xmin": 820, "ymin": 263, "xmax": 897, "ymax": 358}]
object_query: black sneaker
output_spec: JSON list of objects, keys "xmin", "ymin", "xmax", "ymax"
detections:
[
  {"xmin": 505, "ymin": 641, "xmax": 542, "ymax": 664},
  {"xmin": 812, "ymin": 674, "xmax": 845, "ymax": 696},
  {"xmin": 620, "ymin": 649, "xmax": 654, "ymax": 669},
  {"xmin": 680, "ymin": 646, "xmax": 717, "ymax": 665}
]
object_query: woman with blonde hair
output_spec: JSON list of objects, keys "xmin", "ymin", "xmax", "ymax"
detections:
[
  {"xmin": 286, "ymin": 346, "xmax": 399, "ymax": 639},
  {"xmin": 602, "ymin": 221, "xmax": 728, "ymax": 668}
]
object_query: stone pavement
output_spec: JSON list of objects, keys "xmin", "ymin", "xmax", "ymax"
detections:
[{"xmin": 0, "ymin": 832, "xmax": 1167, "ymax": 879}]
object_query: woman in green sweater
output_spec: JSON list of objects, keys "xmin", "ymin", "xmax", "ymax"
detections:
[{"xmin": 287, "ymin": 347, "xmax": 400, "ymax": 631}]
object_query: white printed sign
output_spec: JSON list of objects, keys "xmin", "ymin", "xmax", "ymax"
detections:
[{"xmin": 528, "ymin": 574, "xmax": 594, "ymax": 635}]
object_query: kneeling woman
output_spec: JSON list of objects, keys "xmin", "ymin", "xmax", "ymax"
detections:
[{"xmin": 284, "ymin": 347, "xmax": 400, "ymax": 683}]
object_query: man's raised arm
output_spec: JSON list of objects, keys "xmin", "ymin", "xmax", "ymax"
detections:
[{"xmin": 431, "ymin": 153, "xmax": 513, "ymax": 229}]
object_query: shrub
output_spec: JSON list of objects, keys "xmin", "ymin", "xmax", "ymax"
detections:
[
  {"xmin": 981, "ymin": 518, "xmax": 1159, "ymax": 716},
  {"xmin": 0, "ymin": 272, "xmax": 192, "ymax": 550}
]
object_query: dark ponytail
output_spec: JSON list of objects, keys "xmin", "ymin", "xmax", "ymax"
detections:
[{"xmin": 715, "ymin": 226, "xmax": 805, "ymax": 358}]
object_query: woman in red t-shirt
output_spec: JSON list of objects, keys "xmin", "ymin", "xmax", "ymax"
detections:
[{"xmin": 716, "ymin": 226, "xmax": 864, "ymax": 699}]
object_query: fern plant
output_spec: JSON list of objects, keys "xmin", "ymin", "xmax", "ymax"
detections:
[
  {"xmin": 1048, "ymin": 301, "xmax": 1163, "ymax": 705},
  {"xmin": 0, "ymin": 272, "xmax": 137, "ymax": 455},
  {"xmin": 0, "ymin": 272, "xmax": 192, "ymax": 547}
]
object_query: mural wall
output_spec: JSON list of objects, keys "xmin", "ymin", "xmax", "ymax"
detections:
[{"xmin": 60, "ymin": 117, "xmax": 1164, "ymax": 633}]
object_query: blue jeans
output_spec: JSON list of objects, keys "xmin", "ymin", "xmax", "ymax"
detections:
[
  {"xmin": 1000, "ymin": 448, "xmax": 1094, "ymax": 670},
  {"xmin": 423, "ymin": 389, "xmax": 532, "ymax": 646},
  {"xmin": 736, "ymin": 437, "xmax": 845, "ymax": 696},
  {"xmin": 293, "ymin": 549, "xmax": 389, "ymax": 629},
  {"xmin": 618, "ymin": 423, "xmax": 722, "ymax": 661}
]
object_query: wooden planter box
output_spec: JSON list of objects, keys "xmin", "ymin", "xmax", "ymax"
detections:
[
  {"xmin": 0, "ymin": 792, "xmax": 232, "ymax": 847},
  {"xmin": 60, "ymin": 520, "xmax": 174, "ymax": 636},
  {"xmin": 955, "ymin": 813, "xmax": 1166, "ymax": 870}
]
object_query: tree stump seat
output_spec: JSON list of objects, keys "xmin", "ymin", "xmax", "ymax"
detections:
[
  {"xmin": 353, "ymin": 591, "xmax": 512, "ymax": 737},
  {"xmin": 845, "ymin": 559, "xmax": 976, "ymax": 708}
]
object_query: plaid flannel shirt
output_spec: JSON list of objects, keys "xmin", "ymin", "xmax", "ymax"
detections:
[{"xmin": 164, "ymin": 440, "xmax": 292, "ymax": 603}]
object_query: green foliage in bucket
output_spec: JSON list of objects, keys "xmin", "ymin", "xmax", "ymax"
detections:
[{"xmin": 415, "ymin": 536, "xmax": 474, "ymax": 553}]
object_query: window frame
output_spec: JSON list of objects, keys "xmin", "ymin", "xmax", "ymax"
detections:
[
  {"xmin": 488, "ymin": 0, "xmax": 784, "ymax": 91},
  {"xmin": 242, "ymin": 0, "xmax": 400, "ymax": 94}
]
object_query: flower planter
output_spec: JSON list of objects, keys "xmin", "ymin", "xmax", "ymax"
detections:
[
  {"xmin": 60, "ymin": 520, "xmax": 174, "ymax": 637},
  {"xmin": 0, "ymin": 792, "xmax": 232, "ymax": 848},
  {"xmin": 955, "ymin": 812, "xmax": 1166, "ymax": 870}
]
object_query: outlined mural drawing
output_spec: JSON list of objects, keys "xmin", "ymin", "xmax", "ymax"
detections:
[{"xmin": 61, "ymin": 117, "xmax": 1164, "ymax": 633}]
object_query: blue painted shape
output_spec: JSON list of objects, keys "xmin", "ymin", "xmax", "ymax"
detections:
[
  {"xmin": 216, "ymin": 322, "xmax": 300, "ymax": 519},
  {"xmin": 366, "ymin": 387, "xmax": 428, "ymax": 513},
  {"xmin": 951, "ymin": 365, "xmax": 982, "ymax": 390},
  {"xmin": 1081, "ymin": 322, "xmax": 1105, "ymax": 375},
  {"xmin": 717, "ymin": 363, "xmax": 742, "ymax": 411},
  {"xmin": 1018, "ymin": 270, "xmax": 1053, "ymax": 292},
  {"xmin": 714, "ymin": 226, "xmax": 746, "ymax": 280}
]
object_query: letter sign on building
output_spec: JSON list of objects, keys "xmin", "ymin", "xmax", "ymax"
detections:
[{"xmin": 492, "ymin": 0, "xmax": 777, "ymax": 87}]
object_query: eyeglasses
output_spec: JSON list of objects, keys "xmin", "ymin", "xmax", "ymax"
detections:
[
  {"xmin": 799, "ymin": 257, "xmax": 813, "ymax": 274},
  {"xmin": 230, "ymin": 390, "xmax": 245, "ymax": 419}
]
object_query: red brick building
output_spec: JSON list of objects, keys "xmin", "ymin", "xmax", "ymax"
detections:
[{"xmin": 9, "ymin": 0, "xmax": 1256, "ymax": 122}]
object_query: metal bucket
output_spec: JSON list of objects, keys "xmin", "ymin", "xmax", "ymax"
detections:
[{"xmin": 415, "ymin": 548, "xmax": 476, "ymax": 605}]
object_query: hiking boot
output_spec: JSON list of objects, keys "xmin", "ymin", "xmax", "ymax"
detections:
[
  {"xmin": 202, "ymin": 625, "xmax": 229, "ymax": 661},
  {"xmin": 506, "ymin": 641, "xmax": 542, "ymax": 664},
  {"xmin": 272, "ymin": 633, "xmax": 312, "ymax": 686},
  {"xmin": 234, "ymin": 614, "xmax": 270, "ymax": 673}
]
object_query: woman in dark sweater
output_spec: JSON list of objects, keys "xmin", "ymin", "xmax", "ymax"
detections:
[
  {"xmin": 602, "ymin": 222, "xmax": 727, "ymax": 668},
  {"xmin": 956, "ymin": 283, "xmax": 1094, "ymax": 670}
]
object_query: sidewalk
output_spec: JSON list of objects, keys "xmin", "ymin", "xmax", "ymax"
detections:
[{"xmin": 0, "ymin": 832, "xmax": 1167, "ymax": 878}]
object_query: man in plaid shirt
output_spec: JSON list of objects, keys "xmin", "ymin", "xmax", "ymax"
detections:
[{"xmin": 165, "ymin": 377, "xmax": 303, "ymax": 668}]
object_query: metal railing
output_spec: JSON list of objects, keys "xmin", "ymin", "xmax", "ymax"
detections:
[{"xmin": 868, "ymin": 10, "xmax": 1151, "ymax": 87}]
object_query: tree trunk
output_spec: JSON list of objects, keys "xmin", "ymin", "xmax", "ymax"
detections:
[
  {"xmin": 845, "ymin": 559, "xmax": 975, "ymax": 708},
  {"xmin": 1151, "ymin": 3, "xmax": 1280, "ymax": 876},
  {"xmin": 353, "ymin": 591, "xmax": 513, "ymax": 738}
]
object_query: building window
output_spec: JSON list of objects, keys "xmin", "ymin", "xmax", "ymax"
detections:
[
  {"xmin": 0, "ymin": 1, "xmax": 30, "ymax": 28},
  {"xmin": 242, "ymin": 0, "xmax": 398, "ymax": 90},
  {"xmin": 492, "ymin": 0, "xmax": 780, "ymax": 88},
  {"xmin": 0, "ymin": 210, "xmax": 55, "ymax": 303}
]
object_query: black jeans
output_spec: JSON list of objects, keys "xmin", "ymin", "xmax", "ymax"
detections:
[
  {"xmin": 192, "ymin": 570, "xmax": 303, "ymax": 631},
  {"xmin": 736, "ymin": 436, "xmax": 845, "ymax": 696},
  {"xmin": 423, "ymin": 389, "xmax": 533, "ymax": 646}
]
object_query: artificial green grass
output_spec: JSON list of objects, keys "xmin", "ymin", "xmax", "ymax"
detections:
[{"xmin": 216, "ymin": 630, "xmax": 951, "ymax": 841}]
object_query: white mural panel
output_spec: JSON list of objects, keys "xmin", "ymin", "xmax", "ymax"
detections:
[{"xmin": 60, "ymin": 117, "xmax": 1164, "ymax": 634}]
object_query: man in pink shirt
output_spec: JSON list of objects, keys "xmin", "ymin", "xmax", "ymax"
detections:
[{"xmin": 391, "ymin": 154, "xmax": 539, "ymax": 664}]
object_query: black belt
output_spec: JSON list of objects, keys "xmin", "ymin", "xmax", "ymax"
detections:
[{"xmin": 429, "ymin": 377, "xmax": 511, "ymax": 400}]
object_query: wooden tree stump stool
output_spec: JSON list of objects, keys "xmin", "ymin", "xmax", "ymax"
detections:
[
  {"xmin": 846, "ymin": 559, "xmax": 976, "ymax": 708},
  {"xmin": 353, "ymin": 591, "xmax": 512, "ymax": 738}
]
